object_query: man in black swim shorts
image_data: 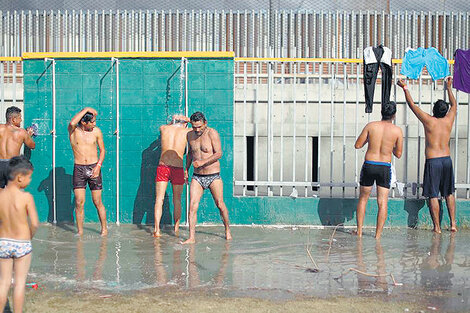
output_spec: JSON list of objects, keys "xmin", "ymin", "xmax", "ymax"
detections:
[
  {"xmin": 354, "ymin": 101, "xmax": 403, "ymax": 239},
  {"xmin": 398, "ymin": 77, "xmax": 458, "ymax": 233}
]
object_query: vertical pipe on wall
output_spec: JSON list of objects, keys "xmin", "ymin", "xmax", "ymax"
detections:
[
  {"xmin": 45, "ymin": 58, "xmax": 57, "ymax": 224},
  {"xmin": 304, "ymin": 61, "xmax": 309, "ymax": 197},
  {"xmin": 112, "ymin": 57, "xmax": 120, "ymax": 225},
  {"xmin": 267, "ymin": 61, "xmax": 273, "ymax": 195},
  {"xmin": 280, "ymin": 62, "xmax": 285, "ymax": 196},
  {"xmin": 417, "ymin": 76, "xmax": 422, "ymax": 198},
  {"xmin": 292, "ymin": 62, "xmax": 297, "ymax": 193},
  {"xmin": 184, "ymin": 57, "xmax": 189, "ymax": 223},
  {"xmin": 342, "ymin": 62, "xmax": 346, "ymax": 197},
  {"xmin": 317, "ymin": 62, "xmax": 322, "ymax": 194},
  {"xmin": 242, "ymin": 62, "xmax": 247, "ymax": 196},
  {"xmin": 355, "ymin": 62, "xmax": 359, "ymax": 197}
]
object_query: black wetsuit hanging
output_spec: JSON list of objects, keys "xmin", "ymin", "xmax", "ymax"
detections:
[{"xmin": 363, "ymin": 45, "xmax": 392, "ymax": 113}]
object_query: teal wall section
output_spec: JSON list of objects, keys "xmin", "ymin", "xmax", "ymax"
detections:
[
  {"xmin": 23, "ymin": 57, "xmax": 470, "ymax": 228},
  {"xmin": 23, "ymin": 57, "xmax": 234, "ymax": 226}
]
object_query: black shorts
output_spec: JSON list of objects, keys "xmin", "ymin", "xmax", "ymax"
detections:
[
  {"xmin": 0, "ymin": 159, "xmax": 9, "ymax": 188},
  {"xmin": 422, "ymin": 156, "xmax": 455, "ymax": 198},
  {"xmin": 73, "ymin": 163, "xmax": 103, "ymax": 190},
  {"xmin": 359, "ymin": 161, "xmax": 392, "ymax": 189}
]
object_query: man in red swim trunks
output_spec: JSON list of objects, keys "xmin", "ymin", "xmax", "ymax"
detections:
[{"xmin": 153, "ymin": 115, "xmax": 191, "ymax": 237}]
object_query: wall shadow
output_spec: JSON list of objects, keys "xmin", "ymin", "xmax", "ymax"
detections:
[
  {"xmin": 404, "ymin": 199, "xmax": 426, "ymax": 228},
  {"xmin": 38, "ymin": 167, "xmax": 74, "ymax": 224},
  {"xmin": 318, "ymin": 198, "xmax": 357, "ymax": 226},
  {"xmin": 132, "ymin": 138, "xmax": 170, "ymax": 225}
]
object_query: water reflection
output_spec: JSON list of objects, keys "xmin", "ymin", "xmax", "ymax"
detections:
[
  {"xmin": 420, "ymin": 233, "xmax": 455, "ymax": 290},
  {"xmin": 76, "ymin": 237, "xmax": 108, "ymax": 283},
  {"xmin": 355, "ymin": 239, "xmax": 388, "ymax": 294}
]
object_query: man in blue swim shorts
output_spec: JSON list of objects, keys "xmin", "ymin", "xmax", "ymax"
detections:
[
  {"xmin": 354, "ymin": 102, "xmax": 403, "ymax": 239},
  {"xmin": 398, "ymin": 77, "xmax": 458, "ymax": 233}
]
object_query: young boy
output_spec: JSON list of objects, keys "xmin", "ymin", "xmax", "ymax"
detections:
[{"xmin": 0, "ymin": 156, "xmax": 38, "ymax": 313}]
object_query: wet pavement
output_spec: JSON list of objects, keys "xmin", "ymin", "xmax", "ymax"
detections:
[{"xmin": 29, "ymin": 224, "xmax": 470, "ymax": 312}]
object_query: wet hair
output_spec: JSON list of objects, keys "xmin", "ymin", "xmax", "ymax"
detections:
[
  {"xmin": 80, "ymin": 112, "xmax": 95, "ymax": 124},
  {"xmin": 8, "ymin": 156, "xmax": 34, "ymax": 181},
  {"xmin": 6, "ymin": 106, "xmax": 21, "ymax": 122},
  {"xmin": 381, "ymin": 101, "xmax": 397, "ymax": 120},
  {"xmin": 433, "ymin": 100, "xmax": 449, "ymax": 118},
  {"xmin": 190, "ymin": 111, "xmax": 207, "ymax": 123}
]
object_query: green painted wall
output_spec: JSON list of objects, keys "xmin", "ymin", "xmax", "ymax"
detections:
[
  {"xmin": 23, "ymin": 58, "xmax": 233, "ymax": 226},
  {"xmin": 23, "ymin": 57, "xmax": 470, "ymax": 228}
]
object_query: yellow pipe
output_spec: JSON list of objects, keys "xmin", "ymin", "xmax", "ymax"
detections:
[
  {"xmin": 235, "ymin": 57, "xmax": 454, "ymax": 64},
  {"xmin": 0, "ymin": 57, "xmax": 22, "ymax": 61},
  {"xmin": 22, "ymin": 51, "xmax": 235, "ymax": 59}
]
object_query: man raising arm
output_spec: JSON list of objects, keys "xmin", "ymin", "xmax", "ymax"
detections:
[
  {"xmin": 68, "ymin": 107, "xmax": 107, "ymax": 236},
  {"xmin": 397, "ymin": 77, "xmax": 457, "ymax": 233}
]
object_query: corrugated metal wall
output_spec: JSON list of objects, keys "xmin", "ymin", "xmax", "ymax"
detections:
[{"xmin": 1, "ymin": 10, "xmax": 468, "ymax": 58}]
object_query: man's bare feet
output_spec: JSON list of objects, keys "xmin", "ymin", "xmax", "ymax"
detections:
[
  {"xmin": 433, "ymin": 228, "xmax": 442, "ymax": 234},
  {"xmin": 225, "ymin": 230, "xmax": 232, "ymax": 241},
  {"xmin": 100, "ymin": 228, "xmax": 108, "ymax": 236},
  {"xmin": 181, "ymin": 238, "xmax": 195, "ymax": 245},
  {"xmin": 352, "ymin": 229, "xmax": 362, "ymax": 237},
  {"xmin": 450, "ymin": 226, "xmax": 458, "ymax": 232},
  {"xmin": 153, "ymin": 231, "xmax": 162, "ymax": 238},
  {"xmin": 173, "ymin": 227, "xmax": 180, "ymax": 237}
]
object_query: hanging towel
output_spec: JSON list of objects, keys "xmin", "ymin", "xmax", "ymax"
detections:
[
  {"xmin": 400, "ymin": 47, "xmax": 449, "ymax": 81},
  {"xmin": 453, "ymin": 49, "xmax": 470, "ymax": 93}
]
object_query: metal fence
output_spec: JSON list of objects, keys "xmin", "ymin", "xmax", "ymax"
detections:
[
  {"xmin": 1, "ymin": 10, "xmax": 469, "ymax": 58},
  {"xmin": 2, "ymin": 57, "xmax": 470, "ymax": 200},
  {"xmin": 233, "ymin": 59, "xmax": 470, "ymax": 198}
]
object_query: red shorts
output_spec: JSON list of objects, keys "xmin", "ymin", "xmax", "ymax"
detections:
[{"xmin": 155, "ymin": 165, "xmax": 185, "ymax": 185}]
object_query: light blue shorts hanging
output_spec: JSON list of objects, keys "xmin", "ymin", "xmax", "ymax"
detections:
[{"xmin": 400, "ymin": 47, "xmax": 449, "ymax": 81}]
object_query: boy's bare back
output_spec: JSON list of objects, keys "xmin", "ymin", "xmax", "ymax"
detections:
[{"xmin": 0, "ymin": 188, "xmax": 37, "ymax": 240}]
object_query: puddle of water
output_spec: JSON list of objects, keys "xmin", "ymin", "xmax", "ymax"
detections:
[{"xmin": 29, "ymin": 225, "xmax": 470, "ymax": 311}]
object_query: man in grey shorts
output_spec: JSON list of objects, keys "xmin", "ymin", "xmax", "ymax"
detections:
[{"xmin": 181, "ymin": 112, "xmax": 232, "ymax": 244}]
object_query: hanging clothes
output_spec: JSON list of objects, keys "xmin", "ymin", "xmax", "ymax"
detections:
[
  {"xmin": 400, "ymin": 47, "xmax": 449, "ymax": 81},
  {"xmin": 363, "ymin": 45, "xmax": 393, "ymax": 113},
  {"xmin": 453, "ymin": 49, "xmax": 470, "ymax": 94}
]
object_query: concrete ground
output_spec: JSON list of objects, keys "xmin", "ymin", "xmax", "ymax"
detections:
[{"xmin": 4, "ymin": 224, "xmax": 470, "ymax": 312}]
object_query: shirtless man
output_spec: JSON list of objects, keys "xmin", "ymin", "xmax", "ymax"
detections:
[
  {"xmin": 68, "ymin": 107, "xmax": 107, "ymax": 236},
  {"xmin": 181, "ymin": 112, "xmax": 232, "ymax": 244},
  {"xmin": 354, "ymin": 101, "xmax": 403, "ymax": 239},
  {"xmin": 153, "ymin": 114, "xmax": 191, "ymax": 237},
  {"xmin": 0, "ymin": 106, "xmax": 36, "ymax": 188},
  {"xmin": 398, "ymin": 77, "xmax": 457, "ymax": 233},
  {"xmin": 0, "ymin": 156, "xmax": 39, "ymax": 313}
]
